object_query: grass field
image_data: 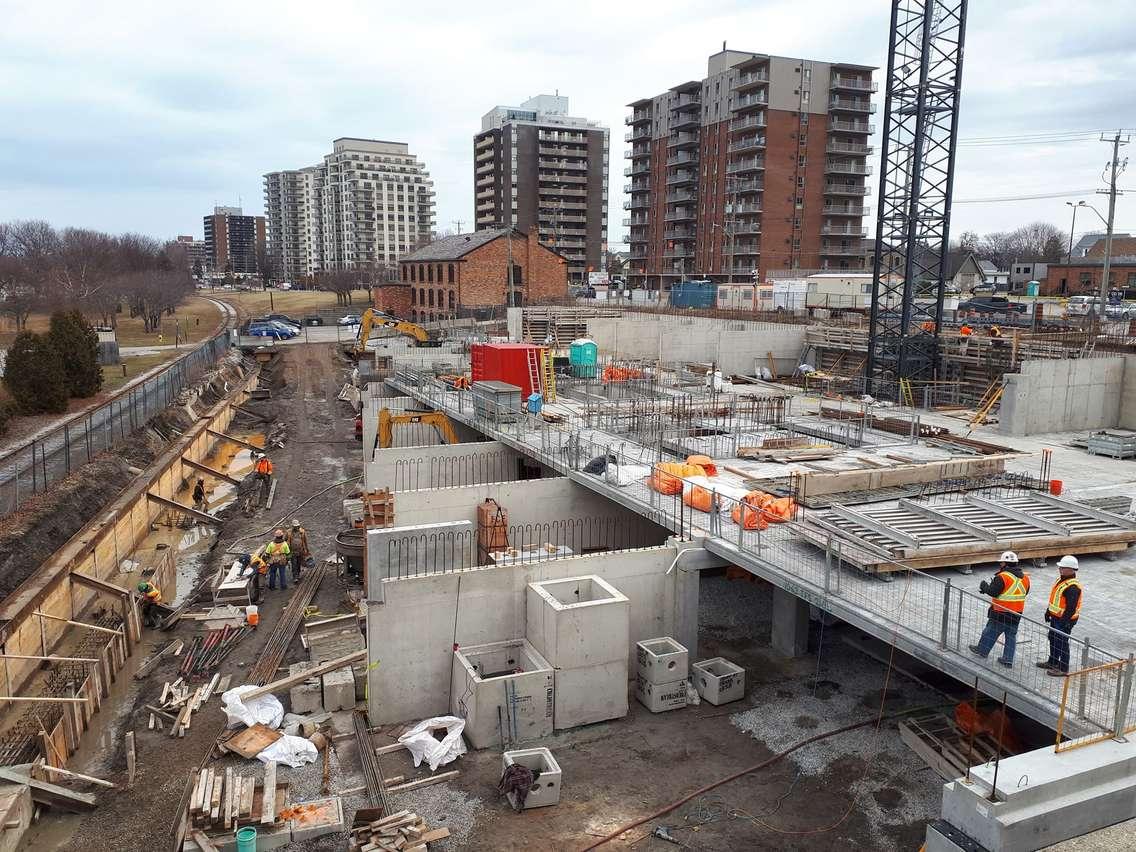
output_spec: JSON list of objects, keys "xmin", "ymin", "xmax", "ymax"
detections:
[
  {"xmin": 212, "ymin": 289, "xmax": 366, "ymax": 317},
  {"xmin": 101, "ymin": 351, "xmax": 175, "ymax": 392},
  {"xmin": 0, "ymin": 296, "xmax": 223, "ymax": 349}
]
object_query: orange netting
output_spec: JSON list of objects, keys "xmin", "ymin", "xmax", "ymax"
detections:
[
  {"xmin": 729, "ymin": 490, "xmax": 797, "ymax": 529},
  {"xmin": 686, "ymin": 454, "xmax": 718, "ymax": 476},
  {"xmin": 603, "ymin": 365, "xmax": 644, "ymax": 383},
  {"xmin": 651, "ymin": 462, "xmax": 706, "ymax": 495}
]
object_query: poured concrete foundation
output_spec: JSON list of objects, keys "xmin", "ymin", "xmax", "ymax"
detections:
[{"xmin": 451, "ymin": 639, "xmax": 554, "ymax": 749}]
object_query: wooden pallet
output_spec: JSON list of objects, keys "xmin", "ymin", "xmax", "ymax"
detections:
[{"xmin": 899, "ymin": 711, "xmax": 1008, "ymax": 781}]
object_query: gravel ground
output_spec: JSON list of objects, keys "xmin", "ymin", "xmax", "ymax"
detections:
[
  {"xmin": 698, "ymin": 573, "xmax": 772, "ymax": 644},
  {"xmin": 391, "ymin": 784, "xmax": 484, "ymax": 850}
]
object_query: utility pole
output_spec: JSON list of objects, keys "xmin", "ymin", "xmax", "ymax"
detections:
[
  {"xmin": 1097, "ymin": 131, "xmax": 1130, "ymax": 307},
  {"xmin": 451, "ymin": 219, "xmax": 465, "ymax": 234}
]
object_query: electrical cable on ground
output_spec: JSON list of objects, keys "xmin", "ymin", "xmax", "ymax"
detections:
[{"xmin": 231, "ymin": 474, "xmax": 362, "ymax": 545}]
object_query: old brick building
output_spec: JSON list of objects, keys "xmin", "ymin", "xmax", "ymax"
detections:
[
  {"xmin": 1044, "ymin": 261, "xmax": 1136, "ymax": 296},
  {"xmin": 396, "ymin": 228, "xmax": 568, "ymax": 320}
]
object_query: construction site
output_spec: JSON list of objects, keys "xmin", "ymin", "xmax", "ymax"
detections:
[{"xmin": 0, "ymin": 284, "xmax": 1131, "ymax": 851}]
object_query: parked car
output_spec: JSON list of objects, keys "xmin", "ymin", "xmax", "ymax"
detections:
[
  {"xmin": 1066, "ymin": 296, "xmax": 1104, "ymax": 317},
  {"xmin": 262, "ymin": 313, "xmax": 302, "ymax": 328},
  {"xmin": 246, "ymin": 322, "xmax": 294, "ymax": 340},
  {"xmin": 956, "ymin": 296, "xmax": 1026, "ymax": 315},
  {"xmin": 338, "ymin": 314, "xmax": 362, "ymax": 326},
  {"xmin": 277, "ymin": 282, "xmax": 293, "ymax": 290},
  {"xmin": 1105, "ymin": 303, "xmax": 1132, "ymax": 320}
]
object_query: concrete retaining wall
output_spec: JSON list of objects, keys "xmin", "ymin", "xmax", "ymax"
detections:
[
  {"xmin": 1000, "ymin": 357, "xmax": 1125, "ymax": 436},
  {"xmin": 365, "ymin": 441, "xmax": 526, "ymax": 492},
  {"xmin": 585, "ymin": 314, "xmax": 807, "ymax": 376},
  {"xmin": 365, "ymin": 544, "xmax": 700, "ymax": 724}
]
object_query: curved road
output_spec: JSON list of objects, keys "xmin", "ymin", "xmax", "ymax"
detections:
[{"xmin": 0, "ymin": 298, "xmax": 238, "ymax": 517}]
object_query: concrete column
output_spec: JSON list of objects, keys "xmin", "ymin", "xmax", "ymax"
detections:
[{"xmin": 771, "ymin": 587, "xmax": 809, "ymax": 657}]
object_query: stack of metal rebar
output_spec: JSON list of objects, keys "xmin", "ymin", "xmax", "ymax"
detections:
[
  {"xmin": 353, "ymin": 709, "xmax": 391, "ymax": 812},
  {"xmin": 248, "ymin": 563, "xmax": 328, "ymax": 685},
  {"xmin": 179, "ymin": 624, "xmax": 250, "ymax": 680}
]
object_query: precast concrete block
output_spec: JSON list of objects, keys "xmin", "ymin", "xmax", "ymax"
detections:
[
  {"xmin": 552, "ymin": 659, "xmax": 628, "ymax": 729},
  {"xmin": 691, "ymin": 657, "xmax": 745, "ymax": 705},
  {"xmin": 634, "ymin": 674, "xmax": 687, "ymax": 713},
  {"xmin": 451, "ymin": 639, "xmax": 554, "ymax": 749},
  {"xmin": 526, "ymin": 575, "xmax": 630, "ymax": 670},
  {"xmin": 288, "ymin": 662, "xmax": 324, "ymax": 715},
  {"xmin": 636, "ymin": 637, "xmax": 688, "ymax": 685},
  {"xmin": 502, "ymin": 747, "xmax": 562, "ymax": 809},
  {"xmin": 321, "ymin": 667, "xmax": 356, "ymax": 712},
  {"xmin": 287, "ymin": 797, "xmax": 346, "ymax": 843}
]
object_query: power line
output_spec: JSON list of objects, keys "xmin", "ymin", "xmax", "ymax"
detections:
[
  {"xmin": 954, "ymin": 188, "xmax": 1101, "ymax": 203},
  {"xmin": 959, "ymin": 128, "xmax": 1136, "ymax": 143}
]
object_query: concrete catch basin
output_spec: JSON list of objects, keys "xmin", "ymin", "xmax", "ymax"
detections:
[{"xmin": 451, "ymin": 639, "xmax": 554, "ymax": 749}]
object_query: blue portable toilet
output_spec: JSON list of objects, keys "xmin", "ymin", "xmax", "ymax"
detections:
[
  {"xmin": 569, "ymin": 338, "xmax": 598, "ymax": 378},
  {"xmin": 527, "ymin": 392, "xmax": 543, "ymax": 414}
]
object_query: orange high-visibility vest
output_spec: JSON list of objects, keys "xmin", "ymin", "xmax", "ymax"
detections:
[
  {"xmin": 992, "ymin": 570, "xmax": 1030, "ymax": 614},
  {"xmin": 256, "ymin": 458, "xmax": 273, "ymax": 475},
  {"xmin": 142, "ymin": 585, "xmax": 161, "ymax": 604},
  {"xmin": 1047, "ymin": 578, "xmax": 1082, "ymax": 621}
]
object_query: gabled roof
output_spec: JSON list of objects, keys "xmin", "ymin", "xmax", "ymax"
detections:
[{"xmin": 400, "ymin": 228, "xmax": 519, "ymax": 262}]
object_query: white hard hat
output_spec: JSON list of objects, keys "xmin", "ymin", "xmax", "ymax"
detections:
[
  {"xmin": 1057, "ymin": 555, "xmax": 1079, "ymax": 571},
  {"xmin": 999, "ymin": 551, "xmax": 1019, "ymax": 564},
  {"xmin": 292, "ymin": 519, "xmax": 301, "ymax": 528}
]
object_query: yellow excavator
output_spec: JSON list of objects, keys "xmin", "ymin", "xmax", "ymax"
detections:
[
  {"xmin": 378, "ymin": 408, "xmax": 459, "ymax": 449},
  {"xmin": 352, "ymin": 309, "xmax": 444, "ymax": 357}
]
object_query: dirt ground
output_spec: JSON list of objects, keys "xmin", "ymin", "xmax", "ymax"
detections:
[{"xmin": 19, "ymin": 341, "xmax": 948, "ymax": 851}]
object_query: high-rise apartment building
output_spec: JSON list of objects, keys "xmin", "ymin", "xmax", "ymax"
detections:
[
  {"xmin": 474, "ymin": 95, "xmax": 608, "ymax": 282},
  {"xmin": 263, "ymin": 167, "xmax": 322, "ymax": 280},
  {"xmin": 624, "ymin": 49, "xmax": 876, "ymax": 291},
  {"xmin": 203, "ymin": 206, "xmax": 266, "ymax": 275},
  {"xmin": 263, "ymin": 137, "xmax": 435, "ymax": 278}
]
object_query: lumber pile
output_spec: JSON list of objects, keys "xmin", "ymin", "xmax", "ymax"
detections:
[
  {"xmin": 149, "ymin": 673, "xmax": 230, "ymax": 736},
  {"xmin": 349, "ymin": 810, "xmax": 450, "ymax": 851},
  {"xmin": 353, "ymin": 490, "xmax": 394, "ymax": 529},
  {"xmin": 736, "ymin": 445, "xmax": 834, "ymax": 462},
  {"xmin": 188, "ymin": 762, "xmax": 286, "ymax": 834}
]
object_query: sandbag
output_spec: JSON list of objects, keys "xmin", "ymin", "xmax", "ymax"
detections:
[
  {"xmin": 685, "ymin": 455, "xmax": 717, "ymax": 476},
  {"xmin": 651, "ymin": 462, "xmax": 705, "ymax": 495},
  {"xmin": 683, "ymin": 485, "xmax": 719, "ymax": 513},
  {"xmin": 731, "ymin": 501, "xmax": 769, "ymax": 530}
]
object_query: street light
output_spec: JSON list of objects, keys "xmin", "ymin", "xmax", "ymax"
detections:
[
  {"xmin": 1074, "ymin": 201, "xmax": 1114, "ymax": 306},
  {"xmin": 1065, "ymin": 201, "xmax": 1085, "ymax": 266}
]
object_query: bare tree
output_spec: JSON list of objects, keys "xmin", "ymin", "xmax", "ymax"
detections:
[
  {"xmin": 0, "ymin": 220, "xmax": 59, "ymax": 329},
  {"xmin": 316, "ymin": 270, "xmax": 358, "ymax": 306}
]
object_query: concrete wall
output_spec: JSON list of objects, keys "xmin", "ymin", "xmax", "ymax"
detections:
[
  {"xmin": 585, "ymin": 314, "xmax": 807, "ymax": 376},
  {"xmin": 365, "ymin": 440, "xmax": 526, "ymax": 492},
  {"xmin": 365, "ymin": 544, "xmax": 700, "ymax": 723},
  {"xmin": 1000, "ymin": 357, "xmax": 1125, "ymax": 436},
  {"xmin": 1120, "ymin": 355, "xmax": 1136, "ymax": 429}
]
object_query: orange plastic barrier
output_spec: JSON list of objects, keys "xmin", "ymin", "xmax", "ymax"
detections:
[
  {"xmin": 685, "ymin": 455, "xmax": 718, "ymax": 476},
  {"xmin": 651, "ymin": 462, "xmax": 706, "ymax": 495},
  {"xmin": 729, "ymin": 490, "xmax": 797, "ymax": 528}
]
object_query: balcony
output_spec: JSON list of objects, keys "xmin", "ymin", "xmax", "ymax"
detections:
[
  {"xmin": 546, "ymin": 188, "xmax": 587, "ymax": 198},
  {"xmin": 663, "ymin": 246, "xmax": 694, "ymax": 258},
  {"xmin": 670, "ymin": 93, "xmax": 700, "ymax": 111},
  {"xmin": 666, "ymin": 190, "xmax": 697, "ymax": 204},
  {"xmin": 625, "ymin": 180, "xmax": 650, "ymax": 193},
  {"xmin": 476, "ymin": 148, "xmax": 494, "ymax": 163},
  {"xmin": 626, "ymin": 109, "xmax": 651, "ymax": 124},
  {"xmin": 829, "ymin": 97, "xmax": 875, "ymax": 114},
  {"xmin": 539, "ymin": 130, "xmax": 587, "ymax": 144},
  {"xmin": 823, "ymin": 203, "xmax": 869, "ymax": 216},
  {"xmin": 826, "ymin": 141, "xmax": 873, "ymax": 156},
  {"xmin": 625, "ymin": 196, "xmax": 650, "ymax": 210},
  {"xmin": 539, "ymin": 173, "xmax": 588, "ymax": 185},
  {"xmin": 829, "ymin": 118, "xmax": 874, "ymax": 134},
  {"xmin": 822, "ymin": 224, "xmax": 869, "ymax": 236},
  {"xmin": 665, "ymin": 226, "xmax": 695, "ymax": 238},
  {"xmin": 726, "ymin": 157, "xmax": 765, "ymax": 174},
  {"xmin": 476, "ymin": 162, "xmax": 493, "ymax": 175},
  {"xmin": 736, "ymin": 92, "xmax": 768, "ymax": 110},
  {"xmin": 733, "ymin": 222, "xmax": 762, "ymax": 236},
  {"xmin": 664, "ymin": 207, "xmax": 696, "ymax": 222},
  {"xmin": 733, "ymin": 241, "xmax": 761, "ymax": 253},
  {"xmin": 666, "ymin": 152, "xmax": 698, "ymax": 167},
  {"xmin": 625, "ymin": 126, "xmax": 650, "ymax": 142},
  {"xmin": 825, "ymin": 160, "xmax": 873, "ymax": 176},
  {"xmin": 729, "ymin": 202, "xmax": 763, "ymax": 215},
  {"xmin": 831, "ymin": 75, "xmax": 878, "ymax": 93},
  {"xmin": 666, "ymin": 170, "xmax": 697, "ymax": 186},
  {"xmin": 623, "ymin": 215, "xmax": 648, "ymax": 226},
  {"xmin": 821, "ymin": 243, "xmax": 864, "ymax": 256},
  {"xmin": 541, "ymin": 158, "xmax": 588, "ymax": 171},
  {"xmin": 625, "ymin": 161, "xmax": 650, "ymax": 176},
  {"xmin": 732, "ymin": 178, "xmax": 764, "ymax": 194},
  {"xmin": 728, "ymin": 135, "xmax": 765, "ymax": 154},
  {"xmin": 824, "ymin": 182, "xmax": 870, "ymax": 196},
  {"xmin": 630, "ymin": 248, "xmax": 648, "ymax": 258},
  {"xmin": 734, "ymin": 70, "xmax": 769, "ymax": 90},
  {"xmin": 730, "ymin": 114, "xmax": 767, "ymax": 132},
  {"xmin": 667, "ymin": 131, "xmax": 699, "ymax": 149},
  {"xmin": 624, "ymin": 146, "xmax": 650, "ymax": 159},
  {"xmin": 476, "ymin": 200, "xmax": 494, "ymax": 212}
]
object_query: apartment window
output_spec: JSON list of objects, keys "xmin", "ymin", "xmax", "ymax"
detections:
[
  {"xmin": 448, "ymin": 264, "xmax": 455, "ymax": 283},
  {"xmin": 449, "ymin": 290, "xmax": 456, "ymax": 309},
  {"xmin": 804, "ymin": 68, "xmax": 812, "ymax": 81},
  {"xmin": 410, "ymin": 265, "xmax": 416, "ymax": 282},
  {"xmin": 861, "ymin": 282, "xmax": 871, "ymax": 294},
  {"xmin": 798, "ymin": 155, "xmax": 807, "ymax": 166},
  {"xmin": 410, "ymin": 287, "xmax": 416, "ymax": 304},
  {"xmin": 1080, "ymin": 272, "xmax": 1093, "ymax": 285},
  {"xmin": 801, "ymin": 114, "xmax": 809, "ymax": 125},
  {"xmin": 428, "ymin": 290, "xmax": 435, "ymax": 307},
  {"xmin": 793, "ymin": 217, "xmax": 802, "ymax": 228},
  {"xmin": 797, "ymin": 176, "xmax": 805, "ymax": 188},
  {"xmin": 796, "ymin": 196, "xmax": 804, "ymax": 208},
  {"xmin": 801, "ymin": 91, "xmax": 810, "ymax": 104}
]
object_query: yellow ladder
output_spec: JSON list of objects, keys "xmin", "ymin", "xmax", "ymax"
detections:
[
  {"xmin": 966, "ymin": 380, "xmax": 1004, "ymax": 435},
  {"xmin": 541, "ymin": 349, "xmax": 557, "ymax": 402},
  {"xmin": 899, "ymin": 378, "xmax": 914, "ymax": 408}
]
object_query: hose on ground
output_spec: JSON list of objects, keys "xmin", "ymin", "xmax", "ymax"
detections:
[{"xmin": 230, "ymin": 475, "xmax": 362, "ymax": 545}]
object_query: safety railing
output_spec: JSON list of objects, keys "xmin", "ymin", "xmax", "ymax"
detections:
[{"xmin": 1055, "ymin": 657, "xmax": 1136, "ymax": 752}]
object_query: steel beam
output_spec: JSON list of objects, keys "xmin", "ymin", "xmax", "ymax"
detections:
[
  {"xmin": 897, "ymin": 499, "xmax": 999, "ymax": 541},
  {"xmin": 965, "ymin": 496, "xmax": 1070, "ymax": 537},
  {"xmin": 828, "ymin": 504, "xmax": 923, "ymax": 549}
]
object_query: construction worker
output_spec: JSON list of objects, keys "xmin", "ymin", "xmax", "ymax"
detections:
[
  {"xmin": 192, "ymin": 478, "xmax": 207, "ymax": 512},
  {"xmin": 137, "ymin": 581, "xmax": 162, "ymax": 629},
  {"xmin": 959, "ymin": 324, "xmax": 973, "ymax": 337},
  {"xmin": 988, "ymin": 325, "xmax": 1002, "ymax": 338},
  {"xmin": 920, "ymin": 320, "xmax": 935, "ymax": 333},
  {"xmin": 286, "ymin": 520, "xmax": 310, "ymax": 582},
  {"xmin": 264, "ymin": 529, "xmax": 291, "ymax": 591},
  {"xmin": 1039, "ymin": 555, "xmax": 1082, "ymax": 676},
  {"xmin": 970, "ymin": 551, "xmax": 1030, "ymax": 668},
  {"xmin": 254, "ymin": 453, "xmax": 274, "ymax": 505}
]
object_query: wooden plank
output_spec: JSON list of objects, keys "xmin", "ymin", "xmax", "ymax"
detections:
[
  {"xmin": 210, "ymin": 766, "xmax": 223, "ymax": 821},
  {"xmin": 223, "ymin": 767, "xmax": 234, "ymax": 830},
  {"xmin": 419, "ymin": 828, "xmax": 450, "ymax": 843},
  {"xmin": 125, "ymin": 732, "xmax": 136, "ymax": 788},
  {"xmin": 0, "ymin": 653, "xmax": 100, "ymax": 664},
  {"xmin": 0, "ymin": 766, "xmax": 97, "ymax": 812},
  {"xmin": 207, "ymin": 428, "xmax": 263, "ymax": 451},
  {"xmin": 0, "ymin": 695, "xmax": 89, "ymax": 704},
  {"xmin": 190, "ymin": 831, "xmax": 221, "ymax": 852},
  {"xmin": 145, "ymin": 492, "xmax": 220, "ymax": 526},
  {"xmin": 261, "ymin": 761, "xmax": 277, "ymax": 825},
  {"xmin": 242, "ymin": 650, "xmax": 366, "ymax": 700},
  {"xmin": 37, "ymin": 763, "xmax": 117, "ymax": 789},
  {"xmin": 32, "ymin": 611, "xmax": 122, "ymax": 636},
  {"xmin": 181, "ymin": 456, "xmax": 242, "ymax": 486},
  {"xmin": 386, "ymin": 770, "xmax": 459, "ymax": 793},
  {"xmin": 225, "ymin": 724, "xmax": 283, "ymax": 759}
]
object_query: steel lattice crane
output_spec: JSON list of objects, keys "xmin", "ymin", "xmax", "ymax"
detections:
[{"xmin": 865, "ymin": 0, "xmax": 968, "ymax": 399}]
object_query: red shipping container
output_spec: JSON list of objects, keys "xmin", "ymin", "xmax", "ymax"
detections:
[{"xmin": 471, "ymin": 343, "xmax": 547, "ymax": 399}]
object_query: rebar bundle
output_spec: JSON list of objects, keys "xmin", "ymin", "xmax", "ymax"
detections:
[
  {"xmin": 247, "ymin": 563, "xmax": 328, "ymax": 685},
  {"xmin": 179, "ymin": 624, "xmax": 250, "ymax": 680},
  {"xmin": 353, "ymin": 709, "xmax": 392, "ymax": 811}
]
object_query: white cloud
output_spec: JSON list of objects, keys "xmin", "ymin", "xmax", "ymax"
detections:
[{"xmin": 0, "ymin": 0, "xmax": 1132, "ymax": 249}]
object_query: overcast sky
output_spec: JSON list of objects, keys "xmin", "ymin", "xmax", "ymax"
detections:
[{"xmin": 1, "ymin": 0, "xmax": 1133, "ymax": 253}]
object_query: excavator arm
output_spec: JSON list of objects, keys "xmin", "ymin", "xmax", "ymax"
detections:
[
  {"xmin": 354, "ymin": 309, "xmax": 439, "ymax": 355},
  {"xmin": 377, "ymin": 408, "xmax": 459, "ymax": 449}
]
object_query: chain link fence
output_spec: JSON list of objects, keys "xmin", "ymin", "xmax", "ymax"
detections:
[{"xmin": 0, "ymin": 330, "xmax": 233, "ymax": 518}]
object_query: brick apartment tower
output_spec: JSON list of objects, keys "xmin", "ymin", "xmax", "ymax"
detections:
[
  {"xmin": 624, "ymin": 49, "xmax": 876, "ymax": 292},
  {"xmin": 474, "ymin": 95, "xmax": 608, "ymax": 284},
  {"xmin": 203, "ymin": 206, "xmax": 266, "ymax": 275}
]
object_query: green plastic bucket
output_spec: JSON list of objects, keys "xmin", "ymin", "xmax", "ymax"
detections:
[{"xmin": 236, "ymin": 826, "xmax": 257, "ymax": 852}]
